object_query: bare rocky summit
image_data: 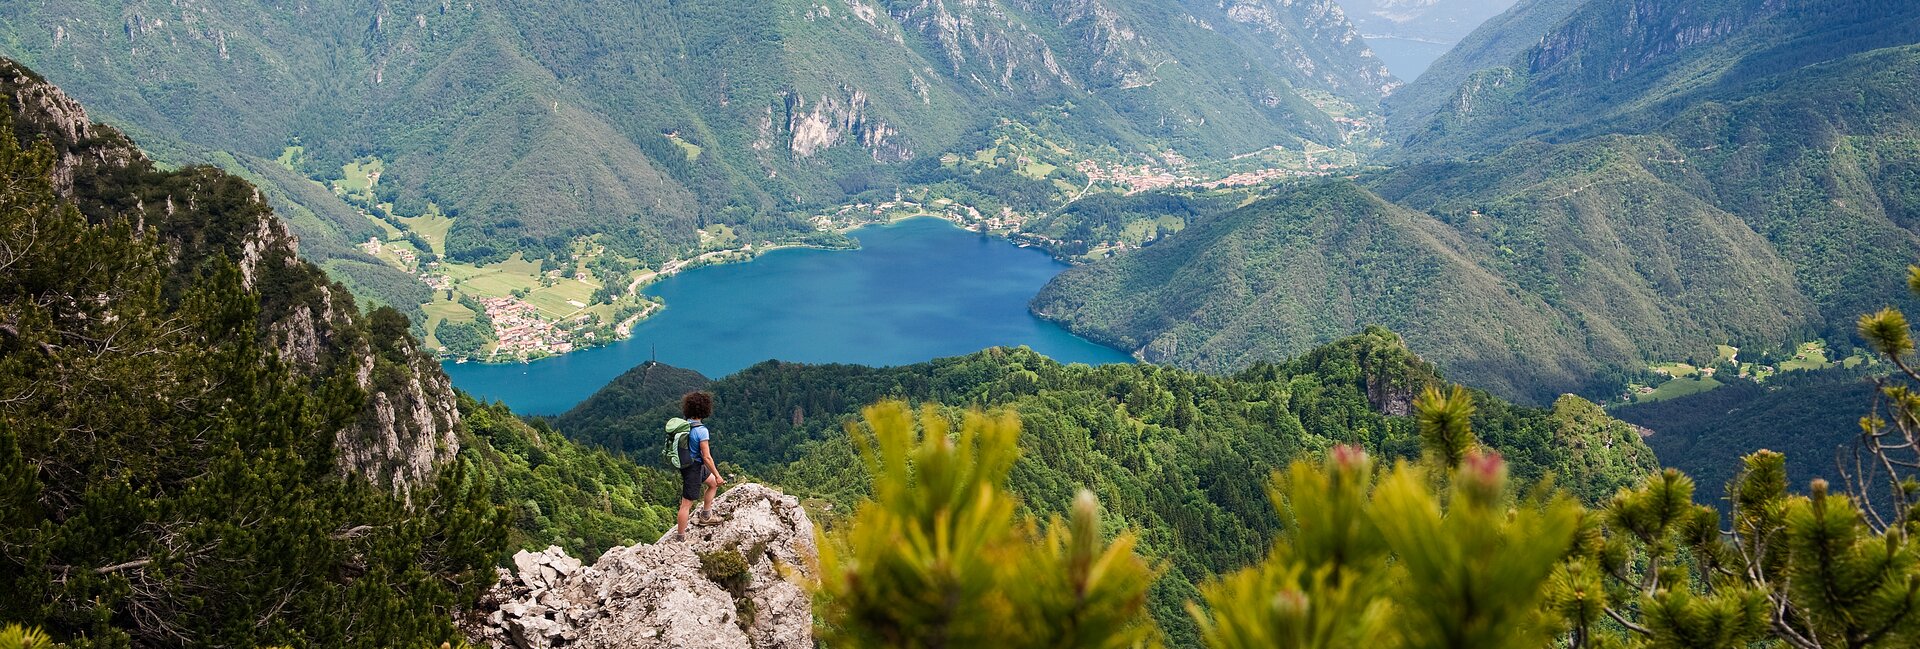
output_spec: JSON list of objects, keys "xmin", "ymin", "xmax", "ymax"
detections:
[{"xmin": 464, "ymin": 483, "xmax": 817, "ymax": 649}]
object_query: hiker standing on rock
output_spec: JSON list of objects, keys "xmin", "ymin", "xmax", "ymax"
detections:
[{"xmin": 669, "ymin": 391, "xmax": 726, "ymax": 542}]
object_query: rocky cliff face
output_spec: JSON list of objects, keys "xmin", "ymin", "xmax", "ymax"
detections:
[
  {"xmin": 1525, "ymin": 0, "xmax": 1782, "ymax": 80},
  {"xmin": 463, "ymin": 484, "xmax": 817, "ymax": 649},
  {"xmin": 1223, "ymin": 0, "xmax": 1399, "ymax": 97},
  {"xmin": 1, "ymin": 57, "xmax": 459, "ymax": 495}
]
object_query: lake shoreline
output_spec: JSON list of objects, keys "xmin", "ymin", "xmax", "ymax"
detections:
[
  {"xmin": 450, "ymin": 215, "xmax": 968, "ymax": 366},
  {"xmin": 445, "ymin": 217, "xmax": 1133, "ymax": 414}
]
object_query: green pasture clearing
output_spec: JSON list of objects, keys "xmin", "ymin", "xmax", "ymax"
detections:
[
  {"xmin": 1118, "ymin": 216, "xmax": 1185, "ymax": 245},
  {"xmin": 423, "ymin": 298, "xmax": 476, "ymax": 326},
  {"xmin": 276, "ymin": 145, "xmax": 306, "ymax": 171},
  {"xmin": 449, "ymin": 254, "xmax": 543, "ymax": 296},
  {"xmin": 1648, "ymin": 362, "xmax": 1698, "ymax": 379},
  {"xmin": 1637, "ymin": 375, "xmax": 1724, "ymax": 403},
  {"xmin": 1627, "ymin": 339, "xmax": 1871, "ymax": 406},
  {"xmin": 334, "ymin": 157, "xmax": 384, "ymax": 200},
  {"xmin": 363, "ymin": 213, "xmax": 403, "ymax": 240},
  {"xmin": 1779, "ymin": 341, "xmax": 1833, "ymax": 372},
  {"xmin": 666, "ymin": 133, "xmax": 702, "ymax": 161},
  {"xmin": 437, "ymin": 253, "xmax": 607, "ymax": 319},
  {"xmin": 421, "ymin": 298, "xmax": 477, "ymax": 348},
  {"xmin": 1019, "ymin": 161, "xmax": 1057, "ymax": 179},
  {"xmin": 368, "ymin": 239, "xmax": 427, "ymax": 270},
  {"xmin": 699, "ymin": 224, "xmax": 739, "ymax": 249},
  {"xmin": 523, "ymin": 280, "xmax": 601, "ymax": 319},
  {"xmin": 397, "ymin": 206, "xmax": 454, "ymax": 256}
]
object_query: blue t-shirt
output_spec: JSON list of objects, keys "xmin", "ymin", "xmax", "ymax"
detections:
[{"xmin": 687, "ymin": 422, "xmax": 710, "ymax": 465}]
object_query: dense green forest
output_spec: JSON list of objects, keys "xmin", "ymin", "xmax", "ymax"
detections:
[
  {"xmin": 10, "ymin": 0, "xmax": 1920, "ymax": 646},
  {"xmin": 1040, "ymin": 6, "xmax": 1920, "ymax": 402},
  {"xmin": 558, "ymin": 327, "xmax": 1658, "ymax": 642},
  {"xmin": 0, "ymin": 66, "xmax": 508, "ymax": 646},
  {"xmin": 1614, "ymin": 367, "xmax": 1880, "ymax": 509},
  {"xmin": 459, "ymin": 395, "xmax": 684, "ymax": 561},
  {"xmin": 800, "ymin": 252, "xmax": 1920, "ymax": 649},
  {"xmin": 0, "ymin": 0, "xmax": 1391, "ymax": 280},
  {"xmin": 1402, "ymin": 0, "xmax": 1920, "ymax": 156}
]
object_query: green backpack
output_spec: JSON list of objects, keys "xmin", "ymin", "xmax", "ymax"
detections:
[{"xmin": 663, "ymin": 418, "xmax": 695, "ymax": 469}]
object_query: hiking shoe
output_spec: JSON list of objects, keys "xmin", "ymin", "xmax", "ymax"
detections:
[
  {"xmin": 695, "ymin": 510, "xmax": 724, "ymax": 526},
  {"xmin": 669, "ymin": 531, "xmax": 686, "ymax": 543}
]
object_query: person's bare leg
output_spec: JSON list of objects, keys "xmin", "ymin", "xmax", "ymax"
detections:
[
  {"xmin": 701, "ymin": 475, "xmax": 718, "ymax": 521},
  {"xmin": 677, "ymin": 498, "xmax": 693, "ymax": 537}
]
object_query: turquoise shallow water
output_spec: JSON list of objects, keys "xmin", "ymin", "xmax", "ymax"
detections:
[{"xmin": 444, "ymin": 217, "xmax": 1134, "ymax": 414}]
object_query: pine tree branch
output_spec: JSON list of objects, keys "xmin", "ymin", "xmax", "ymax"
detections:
[
  {"xmin": 95, "ymin": 558, "xmax": 151, "ymax": 574},
  {"xmin": 1603, "ymin": 607, "xmax": 1652, "ymax": 636}
]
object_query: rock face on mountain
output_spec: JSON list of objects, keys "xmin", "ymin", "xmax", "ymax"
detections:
[
  {"xmin": 464, "ymin": 484, "xmax": 817, "ymax": 649},
  {"xmin": 0, "ymin": 0, "xmax": 1394, "ymax": 294},
  {"xmin": 1400, "ymin": 0, "xmax": 1920, "ymax": 156},
  {"xmin": 1, "ymin": 58, "xmax": 459, "ymax": 495}
]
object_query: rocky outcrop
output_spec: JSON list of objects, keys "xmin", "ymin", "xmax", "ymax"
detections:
[
  {"xmin": 464, "ymin": 484, "xmax": 817, "ymax": 649},
  {"xmin": 1527, "ymin": 0, "xmax": 1781, "ymax": 80},
  {"xmin": 1, "ymin": 57, "xmax": 460, "ymax": 496},
  {"xmin": 0, "ymin": 59, "xmax": 140, "ymax": 194},
  {"xmin": 783, "ymin": 88, "xmax": 911, "ymax": 162}
]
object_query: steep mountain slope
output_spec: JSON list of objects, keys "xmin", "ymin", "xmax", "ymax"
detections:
[
  {"xmin": 0, "ymin": 59, "xmax": 507, "ymax": 647},
  {"xmin": 1382, "ymin": 0, "xmax": 1586, "ymax": 137},
  {"xmin": 1035, "ymin": 181, "xmax": 1586, "ymax": 398},
  {"xmin": 1398, "ymin": 43, "xmax": 1920, "ymax": 330},
  {"xmin": 1036, "ymin": 163, "xmax": 1820, "ymax": 400},
  {"xmin": 0, "ymin": 57, "xmax": 768, "ymax": 646},
  {"xmin": 1335, "ymin": 0, "xmax": 1519, "ymax": 43},
  {"xmin": 556, "ymin": 331, "xmax": 1659, "ymax": 643},
  {"xmin": 1403, "ymin": 0, "xmax": 1920, "ymax": 155},
  {"xmin": 1041, "ymin": 2, "xmax": 1920, "ymax": 402},
  {"xmin": 1612, "ymin": 367, "xmax": 1876, "ymax": 508},
  {"xmin": 1, "ymin": 58, "xmax": 461, "ymax": 494},
  {"xmin": 2, "ymin": 0, "xmax": 1392, "ymax": 275}
]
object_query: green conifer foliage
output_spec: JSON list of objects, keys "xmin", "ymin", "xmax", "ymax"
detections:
[
  {"xmin": 811, "ymin": 401, "xmax": 1159, "ymax": 649},
  {"xmin": 1782, "ymin": 480, "xmax": 1920, "ymax": 647},
  {"xmin": 0, "ymin": 625, "xmax": 57, "ymax": 649},
  {"xmin": 1414, "ymin": 385, "xmax": 1478, "ymax": 470},
  {"xmin": 0, "ymin": 111, "xmax": 506, "ymax": 647},
  {"xmin": 1197, "ymin": 388, "xmax": 1583, "ymax": 649}
]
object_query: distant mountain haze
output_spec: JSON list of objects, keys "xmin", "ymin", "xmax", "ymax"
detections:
[
  {"xmin": 1383, "ymin": 0, "xmax": 1585, "ymax": 133},
  {"xmin": 1333, "ymin": 0, "xmax": 1521, "ymax": 78},
  {"xmin": 1335, "ymin": 0, "xmax": 1521, "ymax": 42}
]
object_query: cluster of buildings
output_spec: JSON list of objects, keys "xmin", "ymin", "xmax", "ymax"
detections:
[
  {"xmin": 1199, "ymin": 166, "xmax": 1325, "ymax": 189},
  {"xmin": 480, "ymin": 297, "xmax": 575, "ymax": 358},
  {"xmin": 1075, "ymin": 160, "xmax": 1182, "ymax": 194},
  {"xmin": 359, "ymin": 236, "xmax": 420, "ymax": 267}
]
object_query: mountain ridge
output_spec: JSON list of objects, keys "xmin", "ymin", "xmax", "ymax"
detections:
[
  {"xmin": 3, "ymin": 0, "xmax": 1396, "ymax": 266},
  {"xmin": 1039, "ymin": 1, "xmax": 1920, "ymax": 402}
]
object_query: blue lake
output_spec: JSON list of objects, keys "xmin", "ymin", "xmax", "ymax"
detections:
[
  {"xmin": 1365, "ymin": 36, "xmax": 1455, "ymax": 81},
  {"xmin": 444, "ymin": 217, "xmax": 1135, "ymax": 414}
]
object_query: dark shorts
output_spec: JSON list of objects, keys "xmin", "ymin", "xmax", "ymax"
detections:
[{"xmin": 679, "ymin": 463, "xmax": 708, "ymax": 502}]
